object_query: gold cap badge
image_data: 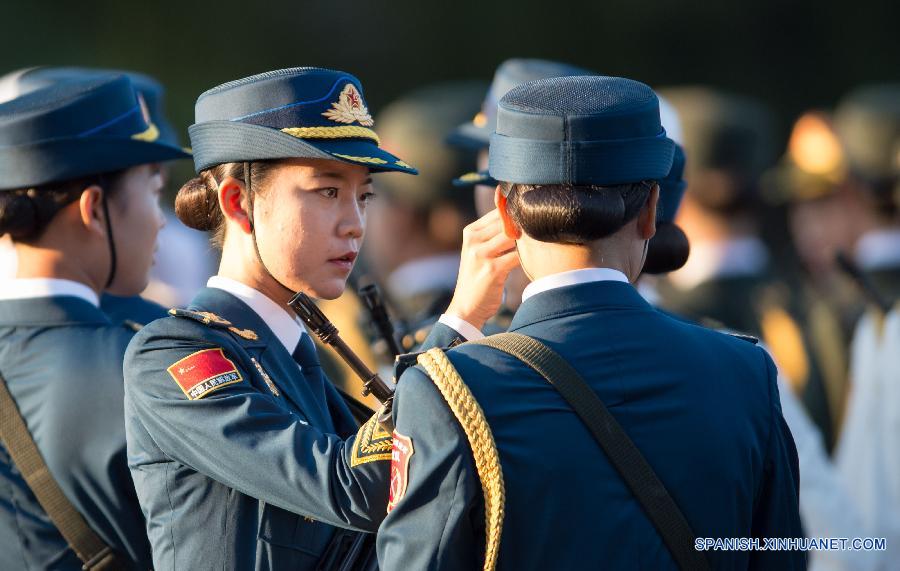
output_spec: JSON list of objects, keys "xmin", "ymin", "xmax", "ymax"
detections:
[{"xmin": 322, "ymin": 84, "xmax": 374, "ymax": 127}]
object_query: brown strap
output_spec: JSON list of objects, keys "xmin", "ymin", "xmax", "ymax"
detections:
[
  {"xmin": 473, "ymin": 333, "xmax": 710, "ymax": 571},
  {"xmin": 0, "ymin": 372, "xmax": 123, "ymax": 570}
]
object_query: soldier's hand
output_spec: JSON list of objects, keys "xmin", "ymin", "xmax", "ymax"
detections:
[{"xmin": 445, "ymin": 209, "xmax": 520, "ymax": 331}]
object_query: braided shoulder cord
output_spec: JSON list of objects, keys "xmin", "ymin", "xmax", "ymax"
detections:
[{"xmin": 417, "ymin": 348, "xmax": 505, "ymax": 571}]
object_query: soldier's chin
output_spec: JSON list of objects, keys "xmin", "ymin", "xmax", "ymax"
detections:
[{"xmin": 306, "ymin": 278, "xmax": 347, "ymax": 301}]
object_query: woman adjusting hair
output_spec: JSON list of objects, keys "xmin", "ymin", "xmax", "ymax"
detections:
[
  {"xmin": 123, "ymin": 67, "xmax": 516, "ymax": 570},
  {"xmin": 379, "ymin": 75, "xmax": 804, "ymax": 571}
]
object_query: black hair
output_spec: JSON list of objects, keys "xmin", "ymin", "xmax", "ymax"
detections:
[
  {"xmin": 642, "ymin": 222, "xmax": 691, "ymax": 274},
  {"xmin": 501, "ymin": 180, "xmax": 654, "ymax": 244},
  {"xmin": 176, "ymin": 161, "xmax": 278, "ymax": 248},
  {"xmin": 0, "ymin": 171, "xmax": 125, "ymax": 242}
]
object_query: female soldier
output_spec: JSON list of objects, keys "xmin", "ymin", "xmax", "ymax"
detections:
[
  {"xmin": 0, "ymin": 74, "xmax": 190, "ymax": 569},
  {"xmin": 123, "ymin": 67, "xmax": 517, "ymax": 570}
]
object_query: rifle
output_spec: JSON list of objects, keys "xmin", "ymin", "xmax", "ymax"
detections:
[
  {"xmin": 835, "ymin": 251, "xmax": 892, "ymax": 314},
  {"xmin": 288, "ymin": 292, "xmax": 394, "ymax": 405},
  {"xmin": 358, "ymin": 283, "xmax": 402, "ymax": 358}
]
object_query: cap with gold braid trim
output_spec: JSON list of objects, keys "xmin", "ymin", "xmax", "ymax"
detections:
[
  {"xmin": 0, "ymin": 74, "xmax": 190, "ymax": 190},
  {"xmin": 188, "ymin": 67, "xmax": 417, "ymax": 175}
]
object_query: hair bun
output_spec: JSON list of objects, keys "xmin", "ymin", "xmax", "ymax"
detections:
[
  {"xmin": 175, "ymin": 176, "xmax": 219, "ymax": 232},
  {"xmin": 643, "ymin": 222, "xmax": 690, "ymax": 275},
  {"xmin": 0, "ymin": 191, "xmax": 40, "ymax": 240}
]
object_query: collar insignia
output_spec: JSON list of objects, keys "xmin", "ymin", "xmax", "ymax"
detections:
[
  {"xmin": 168, "ymin": 308, "xmax": 258, "ymax": 341},
  {"xmin": 228, "ymin": 326, "xmax": 259, "ymax": 340}
]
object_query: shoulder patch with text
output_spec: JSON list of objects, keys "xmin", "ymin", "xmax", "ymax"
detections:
[
  {"xmin": 387, "ymin": 431, "xmax": 414, "ymax": 513},
  {"xmin": 350, "ymin": 414, "xmax": 393, "ymax": 467},
  {"xmin": 166, "ymin": 348, "xmax": 243, "ymax": 400}
]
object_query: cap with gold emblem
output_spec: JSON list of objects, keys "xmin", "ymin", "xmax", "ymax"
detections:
[
  {"xmin": 0, "ymin": 74, "xmax": 189, "ymax": 190},
  {"xmin": 188, "ymin": 67, "xmax": 417, "ymax": 175}
]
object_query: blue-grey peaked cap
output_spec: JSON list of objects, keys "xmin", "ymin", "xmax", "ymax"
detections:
[
  {"xmin": 448, "ymin": 58, "xmax": 595, "ymax": 151},
  {"xmin": 188, "ymin": 67, "xmax": 417, "ymax": 175},
  {"xmin": 489, "ymin": 75, "xmax": 675, "ymax": 186}
]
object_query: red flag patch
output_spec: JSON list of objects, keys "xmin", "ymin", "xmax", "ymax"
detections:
[
  {"xmin": 387, "ymin": 431, "xmax": 414, "ymax": 513},
  {"xmin": 166, "ymin": 348, "xmax": 243, "ymax": 400}
]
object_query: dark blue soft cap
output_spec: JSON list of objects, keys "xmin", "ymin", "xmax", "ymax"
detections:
[
  {"xmin": 0, "ymin": 75, "xmax": 190, "ymax": 190},
  {"xmin": 489, "ymin": 76, "xmax": 675, "ymax": 186},
  {"xmin": 448, "ymin": 58, "xmax": 594, "ymax": 151},
  {"xmin": 189, "ymin": 67, "xmax": 416, "ymax": 175},
  {"xmin": 0, "ymin": 66, "xmax": 182, "ymax": 148}
]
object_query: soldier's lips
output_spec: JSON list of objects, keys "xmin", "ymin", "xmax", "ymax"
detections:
[{"xmin": 327, "ymin": 251, "xmax": 357, "ymax": 272}]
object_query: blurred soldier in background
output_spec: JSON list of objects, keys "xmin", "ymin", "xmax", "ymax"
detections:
[
  {"xmin": 659, "ymin": 87, "xmax": 840, "ymax": 450},
  {"xmin": 833, "ymin": 83, "xmax": 900, "ymax": 560},
  {"xmin": 448, "ymin": 59, "xmax": 594, "ymax": 332},
  {"xmin": 363, "ymin": 80, "xmax": 485, "ymax": 352},
  {"xmin": 764, "ymin": 111, "xmax": 871, "ymax": 441},
  {"xmin": 835, "ymin": 84, "xmax": 900, "ymax": 301}
]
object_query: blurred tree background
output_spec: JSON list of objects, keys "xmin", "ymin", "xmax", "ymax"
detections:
[{"xmin": 3, "ymin": 0, "xmax": 897, "ymax": 195}]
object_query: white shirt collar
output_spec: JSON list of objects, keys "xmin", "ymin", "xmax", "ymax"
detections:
[
  {"xmin": 387, "ymin": 253, "xmax": 460, "ymax": 299},
  {"xmin": 667, "ymin": 236, "xmax": 769, "ymax": 290},
  {"xmin": 0, "ymin": 278, "xmax": 99, "ymax": 307},
  {"xmin": 207, "ymin": 276, "xmax": 304, "ymax": 353},
  {"xmin": 521, "ymin": 268, "xmax": 630, "ymax": 303},
  {"xmin": 855, "ymin": 228, "xmax": 900, "ymax": 271}
]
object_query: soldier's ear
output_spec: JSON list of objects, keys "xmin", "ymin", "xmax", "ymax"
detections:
[
  {"xmin": 495, "ymin": 185, "xmax": 521, "ymax": 239},
  {"xmin": 637, "ymin": 183, "xmax": 659, "ymax": 240},
  {"xmin": 218, "ymin": 176, "xmax": 252, "ymax": 234},
  {"xmin": 78, "ymin": 185, "xmax": 107, "ymax": 236}
]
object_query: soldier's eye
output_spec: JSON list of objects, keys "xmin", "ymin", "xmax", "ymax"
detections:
[
  {"xmin": 360, "ymin": 191, "xmax": 376, "ymax": 204},
  {"xmin": 318, "ymin": 187, "xmax": 338, "ymax": 199}
]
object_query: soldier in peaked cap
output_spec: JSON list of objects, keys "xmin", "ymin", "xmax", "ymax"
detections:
[
  {"xmin": 0, "ymin": 74, "xmax": 190, "ymax": 569},
  {"xmin": 833, "ymin": 83, "xmax": 900, "ymax": 552},
  {"xmin": 449, "ymin": 59, "xmax": 595, "ymax": 330},
  {"xmin": 835, "ymin": 83, "xmax": 900, "ymax": 301},
  {"xmin": 0, "ymin": 65, "xmax": 213, "ymax": 326},
  {"xmin": 364, "ymin": 80, "xmax": 486, "ymax": 352},
  {"xmin": 659, "ymin": 88, "xmax": 845, "ymax": 452},
  {"xmin": 378, "ymin": 76, "xmax": 804, "ymax": 570},
  {"xmin": 122, "ymin": 67, "xmax": 517, "ymax": 570}
]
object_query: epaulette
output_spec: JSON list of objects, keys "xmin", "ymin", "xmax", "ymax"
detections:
[
  {"xmin": 727, "ymin": 332, "xmax": 759, "ymax": 345},
  {"xmin": 696, "ymin": 316, "xmax": 759, "ymax": 344},
  {"xmin": 393, "ymin": 350, "xmax": 428, "ymax": 382},
  {"xmin": 400, "ymin": 324, "xmax": 432, "ymax": 352},
  {"xmin": 122, "ymin": 319, "xmax": 143, "ymax": 333},
  {"xmin": 167, "ymin": 308, "xmax": 259, "ymax": 340}
]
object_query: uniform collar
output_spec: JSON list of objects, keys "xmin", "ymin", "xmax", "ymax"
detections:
[
  {"xmin": 387, "ymin": 253, "xmax": 460, "ymax": 299},
  {"xmin": 521, "ymin": 267, "xmax": 629, "ymax": 303},
  {"xmin": 0, "ymin": 277, "xmax": 99, "ymax": 307},
  {"xmin": 855, "ymin": 228, "xmax": 900, "ymax": 271},
  {"xmin": 0, "ymin": 293, "xmax": 109, "ymax": 326},
  {"xmin": 510, "ymin": 279, "xmax": 651, "ymax": 331},
  {"xmin": 668, "ymin": 236, "xmax": 769, "ymax": 290},
  {"xmin": 206, "ymin": 276, "xmax": 304, "ymax": 353}
]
